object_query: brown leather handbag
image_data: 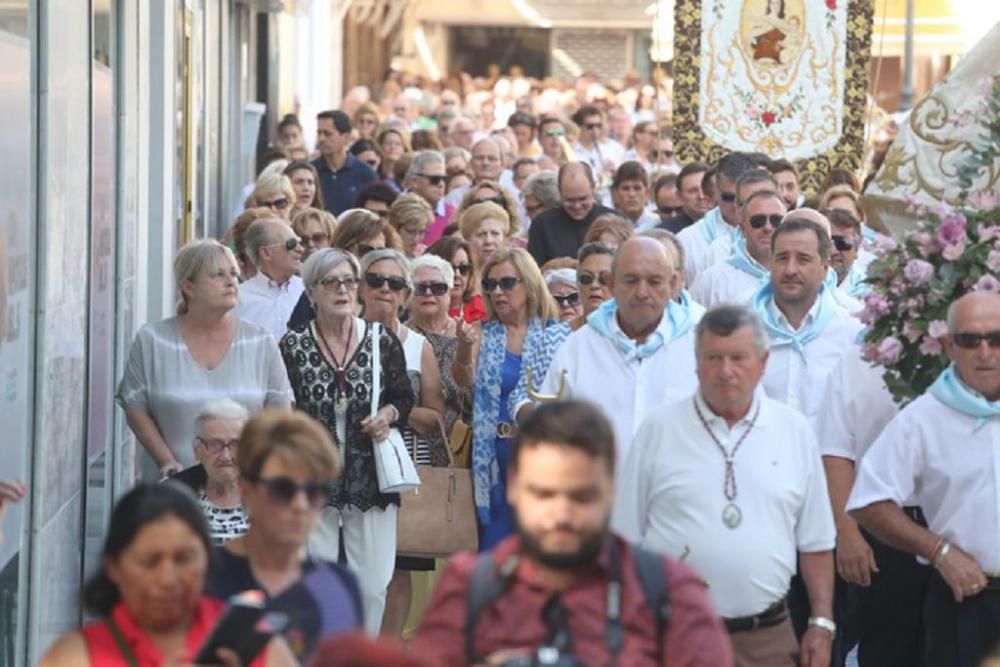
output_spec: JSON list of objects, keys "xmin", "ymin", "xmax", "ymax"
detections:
[{"xmin": 396, "ymin": 419, "xmax": 478, "ymax": 558}]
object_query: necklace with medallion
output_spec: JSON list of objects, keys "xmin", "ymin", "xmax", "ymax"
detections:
[
  {"xmin": 316, "ymin": 319, "xmax": 354, "ymax": 393},
  {"xmin": 692, "ymin": 397, "xmax": 761, "ymax": 529}
]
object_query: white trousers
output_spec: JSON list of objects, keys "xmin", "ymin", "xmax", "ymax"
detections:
[{"xmin": 308, "ymin": 504, "xmax": 398, "ymax": 634}]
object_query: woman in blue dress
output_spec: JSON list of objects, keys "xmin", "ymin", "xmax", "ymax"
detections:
[{"xmin": 453, "ymin": 248, "xmax": 560, "ymax": 550}]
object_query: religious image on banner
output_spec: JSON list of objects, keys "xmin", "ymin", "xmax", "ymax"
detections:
[{"xmin": 673, "ymin": 0, "xmax": 873, "ymax": 193}]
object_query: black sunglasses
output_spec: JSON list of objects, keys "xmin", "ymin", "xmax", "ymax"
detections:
[
  {"xmin": 951, "ymin": 331, "xmax": 1000, "ymax": 349},
  {"xmin": 650, "ymin": 149, "xmax": 674, "ymax": 159},
  {"xmin": 482, "ymin": 276, "xmax": 521, "ymax": 293},
  {"xmin": 261, "ymin": 197, "xmax": 290, "ymax": 210},
  {"xmin": 300, "ymin": 232, "xmax": 330, "ymax": 247},
  {"xmin": 719, "ymin": 192, "xmax": 738, "ymax": 204},
  {"xmin": 748, "ymin": 213, "xmax": 784, "ymax": 229},
  {"xmin": 271, "ymin": 237, "xmax": 301, "ymax": 251},
  {"xmin": 832, "ymin": 235, "xmax": 858, "ymax": 252},
  {"xmin": 414, "ymin": 281, "xmax": 450, "ymax": 296},
  {"xmin": 579, "ymin": 272, "xmax": 611, "ymax": 287},
  {"xmin": 417, "ymin": 173, "xmax": 447, "ymax": 186},
  {"xmin": 364, "ymin": 272, "xmax": 409, "ymax": 291},
  {"xmin": 252, "ymin": 476, "xmax": 330, "ymax": 508},
  {"xmin": 452, "ymin": 262, "xmax": 473, "ymax": 277},
  {"xmin": 474, "ymin": 195, "xmax": 506, "ymax": 206},
  {"xmin": 658, "ymin": 206, "xmax": 682, "ymax": 218},
  {"xmin": 553, "ymin": 292, "xmax": 581, "ymax": 307}
]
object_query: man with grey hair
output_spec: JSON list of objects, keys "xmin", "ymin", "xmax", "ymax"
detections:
[
  {"xmin": 236, "ymin": 217, "xmax": 304, "ymax": 340},
  {"xmin": 622, "ymin": 303, "xmax": 836, "ymax": 666},
  {"xmin": 445, "ymin": 137, "xmax": 504, "ymax": 209},
  {"xmin": 404, "ymin": 150, "xmax": 453, "ymax": 245}
]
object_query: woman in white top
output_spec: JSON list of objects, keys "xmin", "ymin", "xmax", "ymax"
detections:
[
  {"xmin": 116, "ymin": 239, "xmax": 293, "ymax": 476},
  {"xmin": 358, "ymin": 248, "xmax": 446, "ymax": 637}
]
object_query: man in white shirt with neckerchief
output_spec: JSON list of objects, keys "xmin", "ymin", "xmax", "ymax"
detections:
[
  {"xmin": 749, "ymin": 217, "xmax": 863, "ymax": 424},
  {"xmin": 533, "ymin": 236, "xmax": 700, "ymax": 536},
  {"xmin": 622, "ymin": 304, "xmax": 836, "ymax": 667},
  {"xmin": 849, "ymin": 291, "xmax": 1000, "ymax": 667},
  {"xmin": 236, "ymin": 218, "xmax": 304, "ymax": 341}
]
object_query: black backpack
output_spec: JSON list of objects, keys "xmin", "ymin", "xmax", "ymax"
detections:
[{"xmin": 463, "ymin": 542, "xmax": 672, "ymax": 664}]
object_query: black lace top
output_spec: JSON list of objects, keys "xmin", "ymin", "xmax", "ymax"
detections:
[{"xmin": 280, "ymin": 318, "xmax": 414, "ymax": 510}]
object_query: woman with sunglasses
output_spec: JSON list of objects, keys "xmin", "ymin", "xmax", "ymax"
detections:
[
  {"xmin": 280, "ymin": 248, "xmax": 414, "ymax": 634},
  {"xmin": 252, "ymin": 172, "xmax": 296, "ymax": 222},
  {"xmin": 453, "ymin": 248, "xmax": 560, "ymax": 550},
  {"xmin": 425, "ymin": 235, "xmax": 487, "ymax": 324},
  {"xmin": 386, "ymin": 193, "xmax": 433, "ymax": 259},
  {"xmin": 350, "ymin": 139, "xmax": 383, "ymax": 173},
  {"xmin": 291, "ymin": 207, "xmax": 338, "ymax": 261},
  {"xmin": 204, "ymin": 408, "xmax": 363, "ymax": 663},
  {"xmin": 544, "ymin": 268, "xmax": 582, "ymax": 322},
  {"xmin": 284, "ymin": 161, "xmax": 326, "ymax": 212}
]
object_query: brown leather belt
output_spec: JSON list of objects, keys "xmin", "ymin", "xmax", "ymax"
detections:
[{"xmin": 723, "ymin": 596, "xmax": 789, "ymax": 633}]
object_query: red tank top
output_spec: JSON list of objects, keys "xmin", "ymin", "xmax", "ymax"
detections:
[{"xmin": 81, "ymin": 597, "xmax": 267, "ymax": 666}]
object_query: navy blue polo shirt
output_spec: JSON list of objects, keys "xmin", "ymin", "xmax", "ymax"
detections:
[{"xmin": 313, "ymin": 154, "xmax": 379, "ymax": 215}]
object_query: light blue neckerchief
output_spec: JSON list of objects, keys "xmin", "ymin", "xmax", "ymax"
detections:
[
  {"xmin": 929, "ymin": 364, "xmax": 1000, "ymax": 433},
  {"xmin": 586, "ymin": 297, "xmax": 694, "ymax": 362},
  {"xmin": 841, "ymin": 264, "xmax": 869, "ymax": 298},
  {"xmin": 726, "ymin": 239, "xmax": 769, "ymax": 281},
  {"xmin": 698, "ymin": 207, "xmax": 729, "ymax": 245},
  {"xmin": 749, "ymin": 282, "xmax": 837, "ymax": 361}
]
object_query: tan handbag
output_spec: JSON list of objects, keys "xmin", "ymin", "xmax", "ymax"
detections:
[
  {"xmin": 396, "ymin": 419, "xmax": 479, "ymax": 558},
  {"xmin": 447, "ymin": 386, "xmax": 473, "ymax": 468}
]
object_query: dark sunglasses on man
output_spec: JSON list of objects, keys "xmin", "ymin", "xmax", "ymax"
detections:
[
  {"xmin": 414, "ymin": 281, "xmax": 450, "ymax": 296},
  {"xmin": 271, "ymin": 237, "xmax": 301, "ymax": 252},
  {"xmin": 364, "ymin": 273, "xmax": 409, "ymax": 291},
  {"xmin": 657, "ymin": 206, "xmax": 683, "ymax": 218},
  {"xmin": 719, "ymin": 192, "xmax": 738, "ymax": 204},
  {"xmin": 417, "ymin": 173, "xmax": 447, "ymax": 186},
  {"xmin": 748, "ymin": 213, "xmax": 784, "ymax": 229},
  {"xmin": 950, "ymin": 331, "xmax": 1000, "ymax": 350},
  {"xmin": 831, "ymin": 235, "xmax": 859, "ymax": 252},
  {"xmin": 251, "ymin": 475, "xmax": 331, "ymax": 508},
  {"xmin": 553, "ymin": 292, "xmax": 581, "ymax": 308}
]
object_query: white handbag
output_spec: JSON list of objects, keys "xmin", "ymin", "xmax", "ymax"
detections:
[{"xmin": 370, "ymin": 323, "xmax": 421, "ymax": 494}]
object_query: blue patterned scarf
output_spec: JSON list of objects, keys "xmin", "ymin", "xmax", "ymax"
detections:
[
  {"xmin": 929, "ymin": 363, "xmax": 1000, "ymax": 432},
  {"xmin": 586, "ymin": 296, "xmax": 695, "ymax": 362},
  {"xmin": 726, "ymin": 239, "xmax": 769, "ymax": 281},
  {"xmin": 749, "ymin": 282, "xmax": 837, "ymax": 361},
  {"xmin": 472, "ymin": 318, "xmax": 547, "ymax": 524}
]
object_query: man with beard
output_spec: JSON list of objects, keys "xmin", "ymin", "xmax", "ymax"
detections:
[{"xmin": 412, "ymin": 400, "xmax": 732, "ymax": 666}]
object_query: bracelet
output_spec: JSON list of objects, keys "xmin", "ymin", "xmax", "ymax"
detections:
[
  {"xmin": 808, "ymin": 616, "xmax": 836, "ymax": 637},
  {"xmin": 933, "ymin": 542, "xmax": 952, "ymax": 568},
  {"xmin": 928, "ymin": 535, "xmax": 945, "ymax": 563}
]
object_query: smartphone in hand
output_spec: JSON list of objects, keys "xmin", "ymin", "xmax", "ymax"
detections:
[{"xmin": 193, "ymin": 592, "xmax": 288, "ymax": 666}]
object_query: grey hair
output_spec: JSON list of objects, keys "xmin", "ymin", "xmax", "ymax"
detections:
[
  {"xmin": 194, "ymin": 398, "xmax": 249, "ymax": 434},
  {"xmin": 410, "ymin": 253, "xmax": 454, "ymax": 286},
  {"xmin": 360, "ymin": 248, "xmax": 412, "ymax": 287},
  {"xmin": 301, "ymin": 247, "xmax": 360, "ymax": 294},
  {"xmin": 545, "ymin": 268, "xmax": 577, "ymax": 290},
  {"xmin": 522, "ymin": 171, "xmax": 560, "ymax": 209},
  {"xmin": 695, "ymin": 304, "xmax": 770, "ymax": 357},
  {"xmin": 443, "ymin": 146, "xmax": 471, "ymax": 165},
  {"xmin": 244, "ymin": 218, "xmax": 285, "ymax": 267},
  {"xmin": 405, "ymin": 150, "xmax": 445, "ymax": 182}
]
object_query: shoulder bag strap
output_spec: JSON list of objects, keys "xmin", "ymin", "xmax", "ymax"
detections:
[
  {"xmin": 630, "ymin": 544, "xmax": 672, "ymax": 662},
  {"xmin": 464, "ymin": 553, "xmax": 511, "ymax": 663},
  {"xmin": 105, "ymin": 616, "xmax": 140, "ymax": 667},
  {"xmin": 370, "ymin": 321, "xmax": 381, "ymax": 420}
]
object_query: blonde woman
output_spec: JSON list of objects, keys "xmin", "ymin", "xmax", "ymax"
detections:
[
  {"xmin": 252, "ymin": 172, "xmax": 296, "ymax": 221},
  {"xmin": 291, "ymin": 207, "xmax": 337, "ymax": 260},
  {"xmin": 386, "ymin": 193, "xmax": 433, "ymax": 258},
  {"xmin": 117, "ymin": 239, "xmax": 293, "ymax": 475},
  {"xmin": 353, "ymin": 101, "xmax": 381, "ymax": 141},
  {"xmin": 458, "ymin": 201, "xmax": 514, "ymax": 275}
]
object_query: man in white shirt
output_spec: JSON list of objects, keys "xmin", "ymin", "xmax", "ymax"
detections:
[
  {"xmin": 849, "ymin": 291, "xmax": 1000, "ymax": 667},
  {"xmin": 750, "ymin": 218, "xmax": 863, "ymax": 423},
  {"xmin": 572, "ymin": 105, "xmax": 625, "ymax": 181},
  {"xmin": 533, "ymin": 237, "xmax": 700, "ymax": 531},
  {"xmin": 816, "ymin": 345, "xmax": 929, "ymax": 666},
  {"xmin": 623, "ymin": 303, "xmax": 836, "ymax": 666},
  {"xmin": 697, "ymin": 169, "xmax": 780, "ymax": 272},
  {"xmin": 826, "ymin": 208, "xmax": 869, "ymax": 301},
  {"xmin": 236, "ymin": 218, "xmax": 304, "ymax": 340},
  {"xmin": 690, "ymin": 186, "xmax": 783, "ymax": 309},
  {"xmin": 610, "ymin": 161, "xmax": 660, "ymax": 232}
]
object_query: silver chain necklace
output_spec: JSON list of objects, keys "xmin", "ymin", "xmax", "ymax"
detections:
[{"xmin": 692, "ymin": 397, "xmax": 761, "ymax": 529}]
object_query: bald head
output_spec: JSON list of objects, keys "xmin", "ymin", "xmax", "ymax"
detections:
[
  {"xmin": 613, "ymin": 236, "xmax": 675, "ymax": 278},
  {"xmin": 559, "ymin": 162, "xmax": 597, "ymax": 221},
  {"xmin": 612, "ymin": 237, "xmax": 680, "ymax": 339},
  {"xmin": 947, "ymin": 290, "xmax": 1000, "ymax": 333},
  {"xmin": 783, "ymin": 208, "xmax": 831, "ymax": 238},
  {"xmin": 944, "ymin": 290, "xmax": 1000, "ymax": 401}
]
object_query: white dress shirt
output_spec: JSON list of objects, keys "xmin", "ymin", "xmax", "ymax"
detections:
[
  {"xmin": 689, "ymin": 260, "xmax": 765, "ymax": 309},
  {"xmin": 634, "ymin": 208, "xmax": 663, "ymax": 233},
  {"xmin": 676, "ymin": 208, "xmax": 735, "ymax": 286},
  {"xmin": 623, "ymin": 391, "xmax": 836, "ymax": 616},
  {"xmin": 699, "ymin": 233, "xmax": 734, "ymax": 275},
  {"xmin": 762, "ymin": 298, "xmax": 864, "ymax": 424},
  {"xmin": 847, "ymin": 393, "xmax": 1000, "ymax": 571},
  {"xmin": 236, "ymin": 273, "xmax": 304, "ymax": 342}
]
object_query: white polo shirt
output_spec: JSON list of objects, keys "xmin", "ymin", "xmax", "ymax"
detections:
[
  {"xmin": 677, "ymin": 207, "xmax": 735, "ymax": 286},
  {"xmin": 623, "ymin": 391, "xmax": 836, "ymax": 617},
  {"xmin": 847, "ymin": 392, "xmax": 1000, "ymax": 571},
  {"xmin": 236, "ymin": 272, "xmax": 304, "ymax": 342},
  {"xmin": 689, "ymin": 260, "xmax": 765, "ymax": 309}
]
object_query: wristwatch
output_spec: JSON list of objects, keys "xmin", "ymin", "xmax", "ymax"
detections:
[{"xmin": 808, "ymin": 616, "xmax": 837, "ymax": 637}]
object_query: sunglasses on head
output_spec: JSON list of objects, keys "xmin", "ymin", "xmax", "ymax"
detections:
[
  {"xmin": 748, "ymin": 213, "xmax": 784, "ymax": 229},
  {"xmin": 719, "ymin": 192, "xmax": 738, "ymax": 204},
  {"xmin": 262, "ymin": 197, "xmax": 290, "ymax": 210},
  {"xmin": 482, "ymin": 276, "xmax": 521, "ymax": 293},
  {"xmin": 252, "ymin": 475, "xmax": 331, "ymax": 507},
  {"xmin": 579, "ymin": 272, "xmax": 611, "ymax": 287},
  {"xmin": 364, "ymin": 272, "xmax": 409, "ymax": 291},
  {"xmin": 272, "ymin": 237, "xmax": 301, "ymax": 251},
  {"xmin": 417, "ymin": 173, "xmax": 447, "ymax": 186},
  {"xmin": 950, "ymin": 331, "xmax": 1000, "ymax": 349},
  {"xmin": 452, "ymin": 262, "xmax": 473, "ymax": 277},
  {"xmin": 650, "ymin": 149, "xmax": 674, "ymax": 159},
  {"xmin": 414, "ymin": 281, "xmax": 450, "ymax": 296},
  {"xmin": 300, "ymin": 232, "xmax": 330, "ymax": 247},
  {"xmin": 831, "ymin": 235, "xmax": 858, "ymax": 252},
  {"xmin": 553, "ymin": 292, "xmax": 581, "ymax": 307},
  {"xmin": 474, "ymin": 195, "xmax": 506, "ymax": 206}
]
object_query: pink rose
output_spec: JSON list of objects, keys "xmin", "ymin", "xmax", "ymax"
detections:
[
  {"xmin": 919, "ymin": 335, "xmax": 943, "ymax": 356},
  {"xmin": 927, "ymin": 319, "xmax": 949, "ymax": 339},
  {"xmin": 910, "ymin": 232, "xmax": 935, "ymax": 257},
  {"xmin": 877, "ymin": 337, "xmax": 904, "ymax": 365},
  {"xmin": 903, "ymin": 259, "xmax": 934, "ymax": 285},
  {"xmin": 941, "ymin": 242, "xmax": 966, "ymax": 261},
  {"xmin": 974, "ymin": 275, "xmax": 1000, "ymax": 292},
  {"xmin": 863, "ymin": 292, "xmax": 890, "ymax": 317},
  {"xmin": 968, "ymin": 189, "xmax": 1000, "ymax": 212},
  {"xmin": 902, "ymin": 321, "xmax": 922, "ymax": 343}
]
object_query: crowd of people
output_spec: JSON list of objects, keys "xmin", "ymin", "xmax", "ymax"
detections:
[{"xmin": 7, "ymin": 73, "xmax": 997, "ymax": 667}]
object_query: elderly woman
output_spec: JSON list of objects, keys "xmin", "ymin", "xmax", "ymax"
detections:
[
  {"xmin": 376, "ymin": 125, "xmax": 411, "ymax": 187},
  {"xmin": 117, "ymin": 239, "xmax": 293, "ymax": 476},
  {"xmin": 426, "ymin": 235, "xmax": 486, "ymax": 323},
  {"xmin": 521, "ymin": 170, "xmax": 560, "ymax": 223},
  {"xmin": 40, "ymin": 483, "xmax": 295, "ymax": 666},
  {"xmin": 174, "ymin": 399, "xmax": 250, "ymax": 544},
  {"xmin": 544, "ymin": 267, "xmax": 582, "ymax": 322},
  {"xmin": 357, "ymin": 249, "xmax": 448, "ymax": 636},
  {"xmin": 284, "ymin": 161, "xmax": 325, "ymax": 212},
  {"xmin": 279, "ymin": 248, "xmax": 414, "ymax": 634},
  {"xmin": 292, "ymin": 207, "xmax": 337, "ymax": 260},
  {"xmin": 457, "ymin": 180, "xmax": 523, "ymax": 235},
  {"xmin": 331, "ymin": 208, "xmax": 402, "ymax": 259},
  {"xmin": 205, "ymin": 409, "xmax": 363, "ymax": 662},
  {"xmin": 453, "ymin": 248, "xmax": 560, "ymax": 550},
  {"xmin": 386, "ymin": 193, "xmax": 433, "ymax": 258},
  {"xmin": 583, "ymin": 212, "xmax": 635, "ymax": 249},
  {"xmin": 253, "ymin": 172, "xmax": 296, "ymax": 221},
  {"xmin": 458, "ymin": 201, "xmax": 514, "ymax": 278}
]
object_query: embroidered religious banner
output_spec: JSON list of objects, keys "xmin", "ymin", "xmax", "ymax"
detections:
[{"xmin": 672, "ymin": 0, "xmax": 873, "ymax": 193}]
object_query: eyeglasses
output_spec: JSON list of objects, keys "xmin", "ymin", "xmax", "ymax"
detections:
[
  {"xmin": 578, "ymin": 272, "xmax": 611, "ymax": 287},
  {"xmin": 482, "ymin": 276, "xmax": 521, "ymax": 293},
  {"xmin": 261, "ymin": 197, "xmax": 291, "ymax": 210},
  {"xmin": 452, "ymin": 262, "xmax": 473, "ymax": 277},
  {"xmin": 474, "ymin": 195, "xmax": 506, "ymax": 206},
  {"xmin": 748, "ymin": 213, "xmax": 784, "ymax": 229},
  {"xmin": 543, "ymin": 129, "xmax": 565, "ymax": 138},
  {"xmin": 364, "ymin": 272, "xmax": 409, "ymax": 291},
  {"xmin": 650, "ymin": 149, "xmax": 674, "ymax": 159},
  {"xmin": 657, "ymin": 206, "xmax": 683, "ymax": 218},
  {"xmin": 417, "ymin": 173, "xmax": 447, "ymax": 186},
  {"xmin": 414, "ymin": 281, "xmax": 450, "ymax": 296},
  {"xmin": 251, "ymin": 475, "xmax": 331, "ymax": 508},
  {"xmin": 831, "ymin": 235, "xmax": 859, "ymax": 252},
  {"xmin": 719, "ymin": 193, "xmax": 738, "ymax": 204},
  {"xmin": 271, "ymin": 237, "xmax": 301, "ymax": 251},
  {"xmin": 318, "ymin": 275, "xmax": 359, "ymax": 291},
  {"xmin": 195, "ymin": 437, "xmax": 239, "ymax": 455},
  {"xmin": 553, "ymin": 292, "xmax": 581, "ymax": 307},
  {"xmin": 950, "ymin": 331, "xmax": 1000, "ymax": 349},
  {"xmin": 299, "ymin": 233, "xmax": 330, "ymax": 247}
]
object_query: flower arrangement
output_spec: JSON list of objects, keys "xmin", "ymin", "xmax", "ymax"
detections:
[{"xmin": 860, "ymin": 196, "xmax": 1000, "ymax": 405}]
